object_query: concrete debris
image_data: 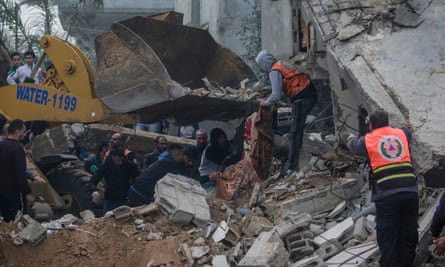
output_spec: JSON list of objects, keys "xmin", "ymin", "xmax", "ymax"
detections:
[
  {"xmin": 313, "ymin": 217, "xmax": 354, "ymax": 246},
  {"xmin": 285, "ymin": 230, "xmax": 315, "ymax": 261},
  {"xmin": 79, "ymin": 210, "xmax": 95, "ymax": 223},
  {"xmin": 353, "ymin": 217, "xmax": 369, "ymax": 241},
  {"xmin": 274, "ymin": 213, "xmax": 312, "ymax": 239},
  {"xmin": 327, "ymin": 201, "xmax": 346, "ymax": 218},
  {"xmin": 240, "ymin": 214, "xmax": 273, "ymax": 236},
  {"xmin": 191, "ymin": 246, "xmax": 210, "ymax": 259},
  {"xmin": 315, "ymin": 240, "xmax": 343, "ymax": 260},
  {"xmin": 326, "ymin": 242, "xmax": 379, "ymax": 266},
  {"xmin": 155, "ymin": 173, "xmax": 210, "ymax": 227},
  {"xmin": 238, "ymin": 231, "xmax": 289, "ymax": 267},
  {"xmin": 393, "ymin": 6, "xmax": 424, "ymax": 27},
  {"xmin": 112, "ymin": 205, "xmax": 132, "ymax": 221},
  {"xmin": 212, "ymin": 255, "xmax": 230, "ymax": 267},
  {"xmin": 212, "ymin": 221, "xmax": 229, "ymax": 243},
  {"xmin": 290, "ymin": 254, "xmax": 327, "ymax": 267},
  {"xmin": 18, "ymin": 220, "xmax": 47, "ymax": 246}
]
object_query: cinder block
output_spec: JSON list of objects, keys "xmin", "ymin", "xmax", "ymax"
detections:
[
  {"xmin": 285, "ymin": 230, "xmax": 315, "ymax": 261},
  {"xmin": 315, "ymin": 240, "xmax": 342, "ymax": 260},
  {"xmin": 19, "ymin": 221, "xmax": 47, "ymax": 246},
  {"xmin": 274, "ymin": 213, "xmax": 312, "ymax": 239},
  {"xmin": 155, "ymin": 174, "xmax": 210, "ymax": 227}
]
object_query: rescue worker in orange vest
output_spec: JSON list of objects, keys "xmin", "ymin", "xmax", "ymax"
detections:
[
  {"xmin": 346, "ymin": 110, "xmax": 418, "ymax": 267},
  {"xmin": 255, "ymin": 50, "xmax": 317, "ymax": 175}
]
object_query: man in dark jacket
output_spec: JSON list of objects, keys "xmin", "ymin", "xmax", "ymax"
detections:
[
  {"xmin": 256, "ymin": 50, "xmax": 317, "ymax": 175},
  {"xmin": 0, "ymin": 119, "xmax": 35, "ymax": 221},
  {"xmin": 128, "ymin": 144, "xmax": 191, "ymax": 206},
  {"xmin": 346, "ymin": 110, "xmax": 418, "ymax": 267},
  {"xmin": 430, "ymin": 158, "xmax": 445, "ymax": 256},
  {"xmin": 90, "ymin": 148, "xmax": 139, "ymax": 213},
  {"xmin": 143, "ymin": 135, "xmax": 168, "ymax": 169}
]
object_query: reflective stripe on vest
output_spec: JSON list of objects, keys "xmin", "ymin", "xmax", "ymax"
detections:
[
  {"xmin": 270, "ymin": 61, "xmax": 310, "ymax": 98},
  {"xmin": 365, "ymin": 127, "xmax": 415, "ymax": 185}
]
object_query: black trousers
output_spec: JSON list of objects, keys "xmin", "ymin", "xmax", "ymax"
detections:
[
  {"xmin": 375, "ymin": 191, "xmax": 418, "ymax": 267},
  {"xmin": 0, "ymin": 191, "xmax": 25, "ymax": 222},
  {"xmin": 285, "ymin": 89, "xmax": 317, "ymax": 171}
]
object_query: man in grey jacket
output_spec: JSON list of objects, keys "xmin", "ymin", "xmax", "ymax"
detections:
[{"xmin": 256, "ymin": 50, "xmax": 317, "ymax": 175}]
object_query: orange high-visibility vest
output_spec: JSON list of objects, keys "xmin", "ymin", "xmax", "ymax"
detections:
[
  {"xmin": 365, "ymin": 126, "xmax": 416, "ymax": 187},
  {"xmin": 271, "ymin": 61, "xmax": 310, "ymax": 98}
]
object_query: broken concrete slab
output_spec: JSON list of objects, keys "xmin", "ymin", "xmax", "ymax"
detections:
[
  {"xmin": 353, "ymin": 217, "xmax": 369, "ymax": 241},
  {"xmin": 338, "ymin": 25, "xmax": 366, "ymax": 41},
  {"xmin": 274, "ymin": 213, "xmax": 312, "ymax": 239},
  {"xmin": 393, "ymin": 6, "xmax": 424, "ymax": 28},
  {"xmin": 327, "ymin": 201, "xmax": 346, "ymax": 218},
  {"xmin": 212, "ymin": 255, "xmax": 230, "ymax": 267},
  {"xmin": 315, "ymin": 240, "xmax": 343, "ymax": 260},
  {"xmin": 191, "ymin": 246, "xmax": 210, "ymax": 259},
  {"xmin": 155, "ymin": 174, "xmax": 210, "ymax": 227},
  {"xmin": 262, "ymin": 178, "xmax": 363, "ymax": 223},
  {"xmin": 113, "ymin": 205, "xmax": 132, "ymax": 221},
  {"xmin": 212, "ymin": 221, "xmax": 229, "ymax": 243},
  {"xmin": 238, "ymin": 231, "xmax": 289, "ymax": 267},
  {"xmin": 313, "ymin": 217, "xmax": 354, "ymax": 246},
  {"xmin": 18, "ymin": 221, "xmax": 47, "ymax": 246},
  {"xmin": 326, "ymin": 242, "xmax": 379, "ymax": 266}
]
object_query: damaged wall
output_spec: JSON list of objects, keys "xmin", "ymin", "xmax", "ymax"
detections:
[{"xmin": 261, "ymin": 0, "xmax": 445, "ymax": 174}]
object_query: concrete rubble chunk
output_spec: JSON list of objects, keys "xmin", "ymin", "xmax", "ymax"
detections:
[
  {"xmin": 212, "ymin": 221, "xmax": 229, "ymax": 243},
  {"xmin": 80, "ymin": 210, "xmax": 95, "ymax": 223},
  {"xmin": 113, "ymin": 205, "xmax": 132, "ymax": 221},
  {"xmin": 191, "ymin": 246, "xmax": 210, "ymax": 259},
  {"xmin": 132, "ymin": 203, "xmax": 159, "ymax": 216},
  {"xmin": 393, "ymin": 6, "xmax": 424, "ymax": 27},
  {"xmin": 313, "ymin": 217, "xmax": 354, "ymax": 246},
  {"xmin": 212, "ymin": 255, "xmax": 230, "ymax": 267},
  {"xmin": 326, "ymin": 242, "xmax": 379, "ymax": 266},
  {"xmin": 18, "ymin": 221, "xmax": 47, "ymax": 246},
  {"xmin": 327, "ymin": 201, "xmax": 346, "ymax": 218},
  {"xmin": 315, "ymin": 240, "xmax": 343, "ymax": 260},
  {"xmin": 353, "ymin": 217, "xmax": 369, "ymax": 241},
  {"xmin": 180, "ymin": 243, "xmax": 194, "ymax": 266},
  {"xmin": 285, "ymin": 231, "xmax": 315, "ymax": 261},
  {"xmin": 338, "ymin": 24, "xmax": 366, "ymax": 41},
  {"xmin": 238, "ymin": 231, "xmax": 289, "ymax": 267},
  {"xmin": 274, "ymin": 213, "xmax": 312, "ymax": 239},
  {"xmin": 241, "ymin": 214, "xmax": 274, "ymax": 236},
  {"xmin": 407, "ymin": 0, "xmax": 433, "ymax": 13},
  {"xmin": 262, "ymin": 179, "xmax": 362, "ymax": 222},
  {"xmin": 290, "ymin": 254, "xmax": 327, "ymax": 267},
  {"xmin": 155, "ymin": 174, "xmax": 210, "ymax": 227}
]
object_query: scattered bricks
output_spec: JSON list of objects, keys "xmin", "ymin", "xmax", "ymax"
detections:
[
  {"xmin": 353, "ymin": 217, "xmax": 369, "ymax": 241},
  {"xmin": 238, "ymin": 231, "xmax": 289, "ymax": 267},
  {"xmin": 274, "ymin": 213, "xmax": 312, "ymax": 239},
  {"xmin": 241, "ymin": 214, "xmax": 274, "ymax": 236},
  {"xmin": 326, "ymin": 242, "xmax": 379, "ymax": 266},
  {"xmin": 113, "ymin": 205, "xmax": 132, "ymax": 221},
  {"xmin": 155, "ymin": 174, "xmax": 210, "ymax": 227},
  {"xmin": 315, "ymin": 240, "xmax": 342, "ymax": 260},
  {"xmin": 285, "ymin": 231, "xmax": 315, "ymax": 261},
  {"xmin": 290, "ymin": 255, "xmax": 327, "ymax": 267},
  {"xmin": 18, "ymin": 221, "xmax": 47, "ymax": 246},
  {"xmin": 313, "ymin": 217, "xmax": 354, "ymax": 247}
]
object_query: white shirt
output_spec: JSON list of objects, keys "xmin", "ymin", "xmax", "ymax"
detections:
[{"xmin": 7, "ymin": 63, "xmax": 44, "ymax": 84}]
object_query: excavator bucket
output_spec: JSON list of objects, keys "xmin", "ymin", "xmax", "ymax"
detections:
[{"xmin": 94, "ymin": 13, "xmax": 257, "ymax": 124}]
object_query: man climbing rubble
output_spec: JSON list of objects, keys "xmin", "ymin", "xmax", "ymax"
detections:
[
  {"xmin": 346, "ymin": 110, "xmax": 418, "ymax": 267},
  {"xmin": 255, "ymin": 50, "xmax": 317, "ymax": 176}
]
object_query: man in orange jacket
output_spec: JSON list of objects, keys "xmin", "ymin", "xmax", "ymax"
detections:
[
  {"xmin": 346, "ymin": 110, "xmax": 418, "ymax": 267},
  {"xmin": 255, "ymin": 50, "xmax": 317, "ymax": 175}
]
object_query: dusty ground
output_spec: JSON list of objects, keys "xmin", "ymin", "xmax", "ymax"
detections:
[{"xmin": 0, "ymin": 212, "xmax": 204, "ymax": 267}]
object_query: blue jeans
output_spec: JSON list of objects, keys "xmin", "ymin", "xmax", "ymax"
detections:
[
  {"xmin": 285, "ymin": 92, "xmax": 317, "ymax": 171},
  {"xmin": 103, "ymin": 200, "xmax": 127, "ymax": 214}
]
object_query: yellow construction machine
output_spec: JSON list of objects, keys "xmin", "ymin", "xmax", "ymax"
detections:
[{"xmin": 0, "ymin": 12, "xmax": 257, "ymax": 218}]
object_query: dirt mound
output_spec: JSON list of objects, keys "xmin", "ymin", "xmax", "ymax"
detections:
[{"xmin": 0, "ymin": 213, "xmax": 203, "ymax": 267}]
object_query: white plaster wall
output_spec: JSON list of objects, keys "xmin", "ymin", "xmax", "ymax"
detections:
[{"xmin": 261, "ymin": 0, "xmax": 294, "ymax": 59}]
